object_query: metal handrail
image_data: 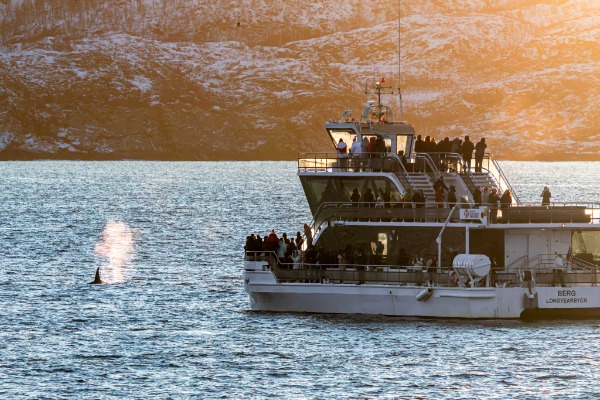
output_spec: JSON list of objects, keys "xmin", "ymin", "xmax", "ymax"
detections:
[
  {"xmin": 414, "ymin": 153, "xmax": 441, "ymax": 180},
  {"xmin": 390, "ymin": 153, "xmax": 420, "ymax": 193},
  {"xmin": 485, "ymin": 153, "xmax": 521, "ymax": 205},
  {"xmin": 426, "ymin": 152, "xmax": 465, "ymax": 174}
]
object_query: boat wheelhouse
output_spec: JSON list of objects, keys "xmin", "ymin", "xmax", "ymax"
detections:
[{"xmin": 244, "ymin": 80, "xmax": 600, "ymax": 319}]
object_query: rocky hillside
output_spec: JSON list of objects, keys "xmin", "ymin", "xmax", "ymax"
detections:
[{"xmin": 0, "ymin": 0, "xmax": 599, "ymax": 160}]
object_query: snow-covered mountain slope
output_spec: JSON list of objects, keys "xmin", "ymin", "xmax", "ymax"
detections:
[{"xmin": 0, "ymin": 0, "xmax": 598, "ymax": 160}]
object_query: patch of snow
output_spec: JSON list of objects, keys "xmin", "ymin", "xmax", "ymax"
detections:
[
  {"xmin": 57, "ymin": 128, "xmax": 68, "ymax": 138},
  {"xmin": 242, "ymin": 140, "xmax": 266, "ymax": 151},
  {"xmin": 131, "ymin": 75, "xmax": 152, "ymax": 93},
  {"xmin": 0, "ymin": 131, "xmax": 14, "ymax": 150},
  {"xmin": 73, "ymin": 68, "xmax": 88, "ymax": 79},
  {"xmin": 56, "ymin": 141, "xmax": 77, "ymax": 152}
]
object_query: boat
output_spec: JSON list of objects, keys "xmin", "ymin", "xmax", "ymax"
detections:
[{"xmin": 243, "ymin": 77, "xmax": 600, "ymax": 319}]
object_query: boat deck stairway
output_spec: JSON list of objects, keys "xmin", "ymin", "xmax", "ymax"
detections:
[
  {"xmin": 406, "ymin": 172, "xmax": 436, "ymax": 205},
  {"xmin": 462, "ymin": 171, "xmax": 499, "ymax": 193}
]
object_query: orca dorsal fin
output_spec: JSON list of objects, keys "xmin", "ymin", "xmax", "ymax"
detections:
[{"xmin": 89, "ymin": 267, "xmax": 104, "ymax": 284}]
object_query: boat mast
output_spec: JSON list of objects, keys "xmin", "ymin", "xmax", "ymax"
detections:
[{"xmin": 398, "ymin": 0, "xmax": 403, "ymax": 122}]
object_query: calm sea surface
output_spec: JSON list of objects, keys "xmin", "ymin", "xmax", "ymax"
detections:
[{"xmin": 1, "ymin": 161, "xmax": 600, "ymax": 399}]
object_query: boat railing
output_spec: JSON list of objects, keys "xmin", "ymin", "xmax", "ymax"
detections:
[
  {"xmin": 298, "ymin": 152, "xmax": 407, "ymax": 174},
  {"xmin": 482, "ymin": 153, "xmax": 521, "ymax": 205},
  {"xmin": 497, "ymin": 202, "xmax": 600, "ymax": 224},
  {"xmin": 514, "ymin": 253, "xmax": 600, "ymax": 286},
  {"xmin": 311, "ymin": 201, "xmax": 600, "ymax": 228},
  {"xmin": 414, "ymin": 153, "xmax": 441, "ymax": 181},
  {"xmin": 424, "ymin": 152, "xmax": 465, "ymax": 174},
  {"xmin": 310, "ymin": 202, "xmax": 477, "ymax": 235},
  {"xmin": 246, "ymin": 251, "xmax": 600, "ymax": 286}
]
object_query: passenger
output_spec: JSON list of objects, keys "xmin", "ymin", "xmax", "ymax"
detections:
[
  {"xmin": 481, "ymin": 187, "xmax": 490, "ymax": 205},
  {"xmin": 473, "ymin": 186, "xmax": 482, "ymax": 206},
  {"xmin": 381, "ymin": 188, "xmax": 391, "ymax": 206},
  {"xmin": 500, "ymin": 189, "xmax": 512, "ymax": 223},
  {"xmin": 336, "ymin": 138, "xmax": 348, "ymax": 171},
  {"xmin": 368, "ymin": 137, "xmax": 376, "ymax": 153},
  {"xmin": 451, "ymin": 137, "xmax": 462, "ymax": 154},
  {"xmin": 462, "ymin": 136, "xmax": 475, "ymax": 172},
  {"xmin": 350, "ymin": 137, "xmax": 362, "ymax": 171},
  {"xmin": 541, "ymin": 186, "xmax": 551, "ymax": 206},
  {"xmin": 414, "ymin": 135, "xmax": 426, "ymax": 172},
  {"xmin": 397, "ymin": 150, "xmax": 409, "ymax": 172},
  {"xmin": 285, "ymin": 238, "xmax": 297, "ymax": 260},
  {"xmin": 414, "ymin": 135, "xmax": 424, "ymax": 153},
  {"xmin": 350, "ymin": 137, "xmax": 361, "ymax": 156},
  {"xmin": 375, "ymin": 190, "xmax": 384, "ymax": 208},
  {"xmin": 350, "ymin": 188, "xmax": 361, "ymax": 206},
  {"xmin": 475, "ymin": 138, "xmax": 487, "ymax": 173},
  {"xmin": 303, "ymin": 223, "xmax": 313, "ymax": 248},
  {"xmin": 375, "ymin": 136, "xmax": 386, "ymax": 154},
  {"xmin": 292, "ymin": 250, "xmax": 302, "ymax": 270},
  {"xmin": 267, "ymin": 229, "xmax": 279, "ymax": 252},
  {"xmin": 433, "ymin": 176, "xmax": 448, "ymax": 194},
  {"xmin": 413, "ymin": 256, "xmax": 425, "ymax": 285},
  {"xmin": 244, "ymin": 235, "xmax": 254, "ymax": 259},
  {"xmin": 435, "ymin": 186, "xmax": 445, "ymax": 209},
  {"xmin": 450, "ymin": 138, "xmax": 462, "ymax": 171},
  {"xmin": 295, "ymin": 231, "xmax": 304, "ymax": 249},
  {"xmin": 361, "ymin": 136, "xmax": 369, "ymax": 154},
  {"xmin": 304, "ymin": 245, "xmax": 317, "ymax": 264},
  {"xmin": 552, "ymin": 252, "xmax": 566, "ymax": 287},
  {"xmin": 277, "ymin": 238, "xmax": 287, "ymax": 261},
  {"xmin": 446, "ymin": 185, "xmax": 457, "ymax": 207},
  {"xmin": 436, "ymin": 136, "xmax": 452, "ymax": 172},
  {"xmin": 488, "ymin": 188, "xmax": 500, "ymax": 223},
  {"xmin": 362, "ymin": 188, "xmax": 375, "ymax": 206},
  {"xmin": 424, "ymin": 136, "xmax": 432, "ymax": 154}
]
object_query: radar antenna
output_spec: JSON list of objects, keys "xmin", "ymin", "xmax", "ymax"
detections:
[{"xmin": 365, "ymin": 78, "xmax": 394, "ymax": 122}]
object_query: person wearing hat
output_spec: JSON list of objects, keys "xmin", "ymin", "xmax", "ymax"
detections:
[{"xmin": 541, "ymin": 186, "xmax": 551, "ymax": 206}]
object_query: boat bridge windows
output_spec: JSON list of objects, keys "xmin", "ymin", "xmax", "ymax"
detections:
[
  {"xmin": 300, "ymin": 175, "xmax": 401, "ymax": 215},
  {"xmin": 396, "ymin": 134, "xmax": 413, "ymax": 158},
  {"xmin": 327, "ymin": 129, "xmax": 357, "ymax": 151}
]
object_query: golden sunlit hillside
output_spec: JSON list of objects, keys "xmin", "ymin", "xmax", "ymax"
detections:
[{"xmin": 0, "ymin": 0, "xmax": 599, "ymax": 160}]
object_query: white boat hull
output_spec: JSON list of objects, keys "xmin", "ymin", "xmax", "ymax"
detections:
[{"xmin": 244, "ymin": 268, "xmax": 600, "ymax": 319}]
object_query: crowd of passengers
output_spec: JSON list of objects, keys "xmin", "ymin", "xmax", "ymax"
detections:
[
  {"xmin": 337, "ymin": 134, "xmax": 488, "ymax": 173},
  {"xmin": 244, "ymin": 224, "xmax": 314, "ymax": 264}
]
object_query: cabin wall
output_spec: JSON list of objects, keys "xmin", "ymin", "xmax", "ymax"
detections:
[{"xmin": 504, "ymin": 229, "xmax": 572, "ymax": 270}]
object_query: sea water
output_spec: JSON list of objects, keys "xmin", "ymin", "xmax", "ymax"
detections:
[{"xmin": 1, "ymin": 161, "xmax": 600, "ymax": 399}]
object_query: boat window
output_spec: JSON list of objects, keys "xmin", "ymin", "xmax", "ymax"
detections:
[
  {"xmin": 572, "ymin": 231, "xmax": 600, "ymax": 264},
  {"xmin": 316, "ymin": 226, "xmax": 466, "ymax": 267},
  {"xmin": 362, "ymin": 135, "xmax": 392, "ymax": 153},
  {"xmin": 300, "ymin": 176, "xmax": 401, "ymax": 215},
  {"xmin": 327, "ymin": 130, "xmax": 356, "ymax": 150},
  {"xmin": 396, "ymin": 134, "xmax": 413, "ymax": 157}
]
